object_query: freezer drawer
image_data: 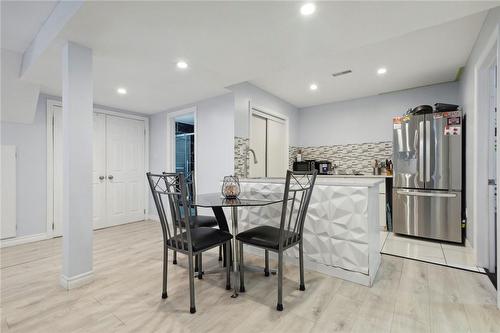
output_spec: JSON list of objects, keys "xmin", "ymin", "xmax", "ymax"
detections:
[{"xmin": 393, "ymin": 189, "xmax": 462, "ymax": 243}]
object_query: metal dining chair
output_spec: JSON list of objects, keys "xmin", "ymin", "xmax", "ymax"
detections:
[
  {"xmin": 147, "ymin": 172, "xmax": 232, "ymax": 314},
  {"xmin": 168, "ymin": 171, "xmax": 226, "ymax": 275},
  {"xmin": 236, "ymin": 170, "xmax": 317, "ymax": 311}
]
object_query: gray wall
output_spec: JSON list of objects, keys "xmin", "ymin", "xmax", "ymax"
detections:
[
  {"xmin": 459, "ymin": 6, "xmax": 500, "ymax": 254},
  {"xmin": 297, "ymin": 81, "xmax": 460, "ymax": 147},
  {"xmin": 1, "ymin": 94, "xmax": 47, "ymax": 237},
  {"xmin": 148, "ymin": 93, "xmax": 235, "ymax": 214},
  {"xmin": 227, "ymin": 82, "xmax": 300, "ymax": 146}
]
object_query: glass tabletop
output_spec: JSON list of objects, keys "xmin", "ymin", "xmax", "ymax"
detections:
[{"xmin": 191, "ymin": 192, "xmax": 287, "ymax": 208}]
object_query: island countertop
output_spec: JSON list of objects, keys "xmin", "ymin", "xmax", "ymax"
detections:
[{"xmin": 239, "ymin": 176, "xmax": 384, "ymax": 187}]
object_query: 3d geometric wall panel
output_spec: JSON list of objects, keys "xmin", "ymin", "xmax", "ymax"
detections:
[{"xmin": 238, "ymin": 182, "xmax": 370, "ymax": 274}]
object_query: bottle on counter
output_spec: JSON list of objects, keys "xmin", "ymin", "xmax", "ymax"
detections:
[{"xmin": 296, "ymin": 149, "xmax": 302, "ymax": 162}]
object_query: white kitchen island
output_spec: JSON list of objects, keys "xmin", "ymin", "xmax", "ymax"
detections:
[{"xmin": 237, "ymin": 176, "xmax": 383, "ymax": 286}]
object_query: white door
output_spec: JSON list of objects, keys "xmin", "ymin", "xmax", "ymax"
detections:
[
  {"xmin": 1, "ymin": 145, "xmax": 16, "ymax": 239},
  {"xmin": 93, "ymin": 113, "xmax": 107, "ymax": 229},
  {"xmin": 249, "ymin": 110, "xmax": 287, "ymax": 178},
  {"xmin": 266, "ymin": 118, "xmax": 286, "ymax": 177},
  {"xmin": 249, "ymin": 114, "xmax": 267, "ymax": 177},
  {"xmin": 52, "ymin": 109, "xmax": 146, "ymax": 234},
  {"xmin": 105, "ymin": 115, "xmax": 145, "ymax": 226}
]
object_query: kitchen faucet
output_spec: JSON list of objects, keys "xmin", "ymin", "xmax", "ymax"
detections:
[
  {"xmin": 244, "ymin": 147, "xmax": 258, "ymax": 178},
  {"xmin": 248, "ymin": 148, "xmax": 258, "ymax": 164}
]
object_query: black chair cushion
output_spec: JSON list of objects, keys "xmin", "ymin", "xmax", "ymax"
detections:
[
  {"xmin": 177, "ymin": 215, "xmax": 219, "ymax": 228},
  {"xmin": 166, "ymin": 227, "xmax": 232, "ymax": 252},
  {"xmin": 191, "ymin": 215, "xmax": 219, "ymax": 228},
  {"xmin": 236, "ymin": 226, "xmax": 300, "ymax": 250}
]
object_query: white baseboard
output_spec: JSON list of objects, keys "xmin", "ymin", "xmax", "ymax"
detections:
[
  {"xmin": 0, "ymin": 233, "xmax": 49, "ymax": 248},
  {"xmin": 147, "ymin": 214, "xmax": 160, "ymax": 222},
  {"xmin": 60, "ymin": 271, "xmax": 94, "ymax": 290}
]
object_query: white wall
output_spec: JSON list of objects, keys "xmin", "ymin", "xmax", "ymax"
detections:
[
  {"xmin": 227, "ymin": 82, "xmax": 300, "ymax": 146},
  {"xmin": 297, "ymin": 81, "xmax": 460, "ymax": 147},
  {"xmin": 148, "ymin": 93, "xmax": 235, "ymax": 213},
  {"xmin": 459, "ymin": 7, "xmax": 500, "ymax": 261},
  {"xmin": 1, "ymin": 49, "xmax": 40, "ymax": 124},
  {"xmin": 195, "ymin": 94, "xmax": 235, "ymax": 195},
  {"xmin": 1, "ymin": 95, "xmax": 47, "ymax": 237},
  {"xmin": 149, "ymin": 111, "xmax": 168, "ymax": 180}
]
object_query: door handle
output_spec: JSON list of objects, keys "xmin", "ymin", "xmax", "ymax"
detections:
[
  {"xmin": 419, "ymin": 121, "xmax": 424, "ymax": 182},
  {"xmin": 425, "ymin": 120, "xmax": 431, "ymax": 182},
  {"xmin": 397, "ymin": 190, "xmax": 457, "ymax": 198},
  {"xmin": 99, "ymin": 176, "xmax": 105, "ymax": 180},
  {"xmin": 108, "ymin": 175, "xmax": 114, "ymax": 180}
]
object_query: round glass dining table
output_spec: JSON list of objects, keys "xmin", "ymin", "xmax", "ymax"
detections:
[{"xmin": 190, "ymin": 192, "xmax": 287, "ymax": 297}]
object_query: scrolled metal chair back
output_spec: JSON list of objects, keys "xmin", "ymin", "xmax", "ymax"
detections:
[
  {"xmin": 147, "ymin": 172, "xmax": 193, "ymax": 252},
  {"xmin": 278, "ymin": 170, "xmax": 318, "ymax": 248}
]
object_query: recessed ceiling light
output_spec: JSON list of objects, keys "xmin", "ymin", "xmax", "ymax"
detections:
[
  {"xmin": 377, "ymin": 67, "xmax": 387, "ymax": 75},
  {"xmin": 300, "ymin": 3, "xmax": 316, "ymax": 16},
  {"xmin": 309, "ymin": 83, "xmax": 318, "ymax": 91},
  {"xmin": 177, "ymin": 61, "xmax": 188, "ymax": 69},
  {"xmin": 117, "ymin": 87, "xmax": 127, "ymax": 95}
]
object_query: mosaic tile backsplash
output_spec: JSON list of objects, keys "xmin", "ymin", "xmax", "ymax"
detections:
[
  {"xmin": 290, "ymin": 142, "xmax": 393, "ymax": 174},
  {"xmin": 234, "ymin": 136, "xmax": 249, "ymax": 177},
  {"xmin": 235, "ymin": 137, "xmax": 392, "ymax": 177}
]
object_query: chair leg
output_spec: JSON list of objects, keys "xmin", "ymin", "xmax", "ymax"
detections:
[
  {"xmin": 195, "ymin": 254, "xmax": 199, "ymax": 272},
  {"xmin": 219, "ymin": 246, "xmax": 223, "ymax": 262},
  {"xmin": 264, "ymin": 250, "xmax": 270, "ymax": 277},
  {"xmin": 172, "ymin": 224, "xmax": 178, "ymax": 265},
  {"xmin": 225, "ymin": 241, "xmax": 231, "ymax": 290},
  {"xmin": 239, "ymin": 242, "xmax": 245, "ymax": 292},
  {"xmin": 162, "ymin": 244, "xmax": 168, "ymax": 299},
  {"xmin": 222, "ymin": 243, "xmax": 226, "ymax": 267},
  {"xmin": 188, "ymin": 254, "xmax": 196, "ymax": 314},
  {"xmin": 299, "ymin": 240, "xmax": 305, "ymax": 291},
  {"xmin": 277, "ymin": 251, "xmax": 284, "ymax": 311},
  {"xmin": 223, "ymin": 243, "xmax": 232, "ymax": 268},
  {"xmin": 197, "ymin": 253, "xmax": 203, "ymax": 279}
]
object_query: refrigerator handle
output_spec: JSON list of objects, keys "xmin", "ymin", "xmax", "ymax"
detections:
[
  {"xmin": 419, "ymin": 121, "xmax": 424, "ymax": 183},
  {"xmin": 425, "ymin": 120, "xmax": 431, "ymax": 182},
  {"xmin": 396, "ymin": 190, "xmax": 457, "ymax": 198}
]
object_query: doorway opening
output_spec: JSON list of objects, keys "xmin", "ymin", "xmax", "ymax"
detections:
[
  {"xmin": 174, "ymin": 113, "xmax": 195, "ymax": 186},
  {"xmin": 167, "ymin": 111, "xmax": 196, "ymax": 216}
]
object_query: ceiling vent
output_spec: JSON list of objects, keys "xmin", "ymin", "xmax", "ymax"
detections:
[{"xmin": 331, "ymin": 70, "xmax": 352, "ymax": 77}]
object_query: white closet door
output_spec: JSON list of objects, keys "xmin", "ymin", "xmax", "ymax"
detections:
[
  {"xmin": 105, "ymin": 115, "xmax": 145, "ymax": 226},
  {"xmin": 1, "ymin": 145, "xmax": 16, "ymax": 239},
  {"xmin": 249, "ymin": 114, "xmax": 267, "ymax": 178},
  {"xmin": 92, "ymin": 113, "xmax": 107, "ymax": 229},
  {"xmin": 266, "ymin": 118, "xmax": 286, "ymax": 177}
]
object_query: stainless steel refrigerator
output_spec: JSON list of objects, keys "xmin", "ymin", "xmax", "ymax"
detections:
[{"xmin": 392, "ymin": 110, "xmax": 463, "ymax": 243}]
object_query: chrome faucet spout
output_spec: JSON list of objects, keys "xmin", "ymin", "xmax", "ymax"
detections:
[{"xmin": 248, "ymin": 148, "xmax": 258, "ymax": 164}]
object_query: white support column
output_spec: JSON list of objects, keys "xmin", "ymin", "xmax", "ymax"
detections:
[{"xmin": 60, "ymin": 41, "xmax": 94, "ymax": 289}]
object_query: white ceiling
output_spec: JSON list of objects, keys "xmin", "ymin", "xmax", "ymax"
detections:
[
  {"xmin": 7, "ymin": 1, "xmax": 500, "ymax": 114},
  {"xmin": 254, "ymin": 10, "xmax": 487, "ymax": 107},
  {"xmin": 1, "ymin": 0, "xmax": 58, "ymax": 52}
]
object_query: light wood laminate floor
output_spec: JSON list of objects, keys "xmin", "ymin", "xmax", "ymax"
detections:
[{"xmin": 1, "ymin": 220, "xmax": 499, "ymax": 332}]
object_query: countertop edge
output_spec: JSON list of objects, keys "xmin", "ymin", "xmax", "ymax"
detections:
[{"xmin": 239, "ymin": 177, "xmax": 385, "ymax": 187}]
